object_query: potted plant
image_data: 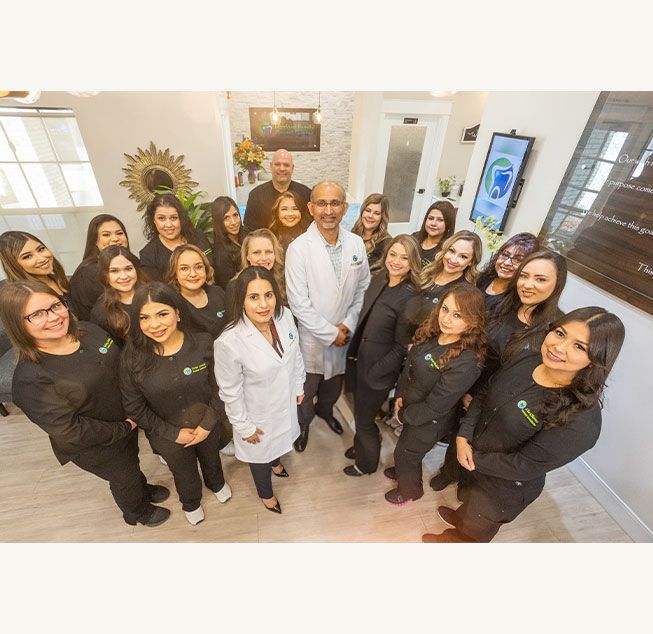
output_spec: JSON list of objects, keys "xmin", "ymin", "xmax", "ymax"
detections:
[
  {"xmin": 233, "ymin": 137, "xmax": 267, "ymax": 184},
  {"xmin": 437, "ymin": 176, "xmax": 456, "ymax": 198}
]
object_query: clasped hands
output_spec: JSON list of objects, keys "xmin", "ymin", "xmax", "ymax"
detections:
[
  {"xmin": 332, "ymin": 323, "xmax": 350, "ymax": 347},
  {"xmin": 127, "ymin": 418, "xmax": 209, "ymax": 447}
]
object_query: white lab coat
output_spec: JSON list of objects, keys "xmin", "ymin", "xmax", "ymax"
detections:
[
  {"xmin": 285, "ymin": 222, "xmax": 371, "ymax": 379},
  {"xmin": 213, "ymin": 307, "xmax": 306, "ymax": 464}
]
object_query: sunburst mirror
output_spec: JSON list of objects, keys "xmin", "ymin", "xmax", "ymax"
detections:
[{"xmin": 119, "ymin": 141, "xmax": 199, "ymax": 211}]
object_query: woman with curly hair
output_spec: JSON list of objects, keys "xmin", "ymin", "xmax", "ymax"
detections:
[
  {"xmin": 423, "ymin": 306, "xmax": 625, "ymax": 542},
  {"xmin": 383, "ymin": 284, "xmax": 488, "ymax": 505},
  {"xmin": 351, "ymin": 193, "xmax": 392, "ymax": 274},
  {"xmin": 139, "ymin": 193, "xmax": 213, "ymax": 282}
]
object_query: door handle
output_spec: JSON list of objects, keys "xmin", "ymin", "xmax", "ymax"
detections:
[{"xmin": 416, "ymin": 188, "xmax": 425, "ymax": 194}]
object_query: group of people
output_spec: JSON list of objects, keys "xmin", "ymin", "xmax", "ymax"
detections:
[{"xmin": 0, "ymin": 148, "xmax": 625, "ymax": 542}]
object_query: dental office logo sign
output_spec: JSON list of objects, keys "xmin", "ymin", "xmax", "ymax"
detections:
[{"xmin": 485, "ymin": 158, "xmax": 514, "ymax": 199}]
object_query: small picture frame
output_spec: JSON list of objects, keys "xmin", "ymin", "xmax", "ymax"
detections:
[{"xmin": 461, "ymin": 123, "xmax": 480, "ymax": 144}]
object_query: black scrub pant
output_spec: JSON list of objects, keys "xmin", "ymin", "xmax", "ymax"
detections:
[
  {"xmin": 72, "ymin": 429, "xmax": 151, "ymax": 524},
  {"xmin": 298, "ymin": 372, "xmax": 344, "ymax": 428},
  {"xmin": 394, "ymin": 420, "xmax": 449, "ymax": 499},
  {"xmin": 352, "ymin": 376, "xmax": 389, "ymax": 473},
  {"xmin": 249, "ymin": 457, "xmax": 281, "ymax": 499},
  {"xmin": 452, "ymin": 472, "xmax": 544, "ymax": 542},
  {"xmin": 147, "ymin": 426, "xmax": 225, "ymax": 512}
]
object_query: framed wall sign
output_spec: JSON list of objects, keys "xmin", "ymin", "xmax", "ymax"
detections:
[
  {"xmin": 249, "ymin": 107, "xmax": 320, "ymax": 152},
  {"xmin": 538, "ymin": 91, "xmax": 653, "ymax": 315},
  {"xmin": 461, "ymin": 123, "xmax": 480, "ymax": 143}
]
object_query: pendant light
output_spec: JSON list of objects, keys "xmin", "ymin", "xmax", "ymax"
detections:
[
  {"xmin": 312, "ymin": 91, "xmax": 322, "ymax": 124},
  {"xmin": 270, "ymin": 91, "xmax": 280, "ymax": 125}
]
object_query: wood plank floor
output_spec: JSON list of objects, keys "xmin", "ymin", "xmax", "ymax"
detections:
[{"xmin": 0, "ymin": 402, "xmax": 630, "ymax": 543}]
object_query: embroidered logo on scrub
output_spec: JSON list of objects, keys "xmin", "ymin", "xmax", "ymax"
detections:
[
  {"xmin": 432, "ymin": 297, "xmax": 439, "ymax": 304},
  {"xmin": 289, "ymin": 333, "xmax": 294, "ymax": 340},
  {"xmin": 353, "ymin": 255, "xmax": 358, "ymax": 262},
  {"xmin": 98, "ymin": 338, "xmax": 113, "ymax": 354},
  {"xmin": 516, "ymin": 400, "xmax": 539, "ymax": 427},
  {"xmin": 424, "ymin": 353, "xmax": 440, "ymax": 369},
  {"xmin": 183, "ymin": 363, "xmax": 207, "ymax": 376},
  {"xmin": 216, "ymin": 311, "xmax": 224, "ymax": 318}
]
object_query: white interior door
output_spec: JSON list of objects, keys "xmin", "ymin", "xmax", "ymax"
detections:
[{"xmin": 372, "ymin": 111, "xmax": 447, "ymax": 235}]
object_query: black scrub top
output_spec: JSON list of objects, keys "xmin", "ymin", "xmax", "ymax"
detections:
[
  {"xmin": 120, "ymin": 331, "xmax": 223, "ymax": 443},
  {"xmin": 69, "ymin": 257, "xmax": 101, "ymax": 322},
  {"xmin": 396, "ymin": 339, "xmax": 481, "ymax": 431},
  {"xmin": 181, "ymin": 284, "xmax": 228, "ymax": 339},
  {"xmin": 477, "ymin": 278, "xmax": 507, "ymax": 314},
  {"xmin": 212, "ymin": 238, "xmax": 242, "ymax": 290},
  {"xmin": 139, "ymin": 232, "xmax": 213, "ymax": 282},
  {"xmin": 89, "ymin": 298, "xmax": 131, "ymax": 348},
  {"xmin": 12, "ymin": 322, "xmax": 132, "ymax": 465},
  {"xmin": 410, "ymin": 231, "xmax": 441, "ymax": 267}
]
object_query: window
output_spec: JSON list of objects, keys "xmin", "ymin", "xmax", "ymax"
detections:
[{"xmin": 0, "ymin": 107, "xmax": 103, "ymax": 210}]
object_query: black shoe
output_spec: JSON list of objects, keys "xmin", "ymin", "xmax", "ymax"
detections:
[
  {"xmin": 145, "ymin": 483, "xmax": 170, "ymax": 503},
  {"xmin": 383, "ymin": 467, "xmax": 397, "ymax": 481},
  {"xmin": 294, "ymin": 426, "xmax": 309, "ymax": 452},
  {"xmin": 344, "ymin": 446, "xmax": 355, "ymax": 460},
  {"xmin": 429, "ymin": 472, "xmax": 454, "ymax": 492},
  {"xmin": 322, "ymin": 415, "xmax": 343, "ymax": 434},
  {"xmin": 126, "ymin": 505, "xmax": 171, "ymax": 527},
  {"xmin": 343, "ymin": 464, "xmax": 366, "ymax": 477},
  {"xmin": 263, "ymin": 500, "xmax": 282, "ymax": 514},
  {"xmin": 272, "ymin": 465, "xmax": 289, "ymax": 478},
  {"xmin": 384, "ymin": 487, "xmax": 422, "ymax": 506},
  {"xmin": 437, "ymin": 505, "xmax": 457, "ymax": 528},
  {"xmin": 422, "ymin": 529, "xmax": 472, "ymax": 543}
]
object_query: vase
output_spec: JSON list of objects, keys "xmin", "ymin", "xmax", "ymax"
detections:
[
  {"xmin": 247, "ymin": 169, "xmax": 257, "ymax": 184},
  {"xmin": 441, "ymin": 191, "xmax": 450, "ymax": 198},
  {"xmin": 237, "ymin": 172, "xmax": 244, "ymax": 187}
]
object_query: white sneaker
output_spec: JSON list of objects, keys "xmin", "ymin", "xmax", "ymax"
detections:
[
  {"xmin": 185, "ymin": 505, "xmax": 205, "ymax": 525},
  {"xmin": 219, "ymin": 440, "xmax": 235, "ymax": 456},
  {"xmin": 214, "ymin": 482, "xmax": 232, "ymax": 503},
  {"xmin": 158, "ymin": 455, "xmax": 168, "ymax": 465}
]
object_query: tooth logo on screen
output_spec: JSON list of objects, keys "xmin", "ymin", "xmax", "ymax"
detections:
[{"xmin": 484, "ymin": 158, "xmax": 514, "ymax": 199}]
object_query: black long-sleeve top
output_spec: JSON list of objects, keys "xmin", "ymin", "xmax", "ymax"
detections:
[
  {"xmin": 11, "ymin": 322, "xmax": 132, "ymax": 465},
  {"xmin": 395, "ymin": 340, "xmax": 481, "ymax": 430},
  {"xmin": 139, "ymin": 232, "xmax": 213, "ymax": 282},
  {"xmin": 212, "ymin": 236, "xmax": 247, "ymax": 290},
  {"xmin": 346, "ymin": 274, "xmax": 417, "ymax": 392},
  {"xmin": 410, "ymin": 231, "xmax": 442, "ymax": 267},
  {"xmin": 404, "ymin": 277, "xmax": 469, "ymax": 336},
  {"xmin": 89, "ymin": 298, "xmax": 130, "ymax": 347},
  {"xmin": 69, "ymin": 257, "xmax": 101, "ymax": 322},
  {"xmin": 181, "ymin": 284, "xmax": 228, "ymax": 339},
  {"xmin": 120, "ymin": 331, "xmax": 223, "ymax": 443},
  {"xmin": 477, "ymin": 278, "xmax": 507, "ymax": 314},
  {"xmin": 458, "ymin": 352, "xmax": 602, "ymax": 486},
  {"xmin": 365, "ymin": 235, "xmax": 392, "ymax": 274}
]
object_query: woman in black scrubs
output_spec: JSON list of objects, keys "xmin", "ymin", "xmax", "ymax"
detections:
[
  {"xmin": 90, "ymin": 245, "xmax": 147, "ymax": 347},
  {"xmin": 0, "ymin": 280, "xmax": 170, "ymax": 527},
  {"xmin": 211, "ymin": 196, "xmax": 249, "ymax": 289},
  {"xmin": 139, "ymin": 193, "xmax": 213, "ymax": 282},
  {"xmin": 342, "ymin": 234, "xmax": 421, "ymax": 476},
  {"xmin": 269, "ymin": 191, "xmax": 310, "ymax": 252},
  {"xmin": 422, "ymin": 306, "xmax": 625, "ymax": 542},
  {"xmin": 165, "ymin": 244, "xmax": 227, "ymax": 339},
  {"xmin": 475, "ymin": 232, "xmax": 540, "ymax": 313},
  {"xmin": 383, "ymin": 285, "xmax": 488, "ymax": 504},
  {"xmin": 70, "ymin": 214, "xmax": 130, "ymax": 321},
  {"xmin": 0, "ymin": 231, "xmax": 74, "ymax": 312},
  {"xmin": 351, "ymin": 193, "xmax": 393, "ymax": 274},
  {"xmin": 120, "ymin": 282, "xmax": 231, "ymax": 526},
  {"xmin": 410, "ymin": 201, "xmax": 456, "ymax": 267}
]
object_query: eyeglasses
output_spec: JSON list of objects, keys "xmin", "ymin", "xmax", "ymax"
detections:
[
  {"xmin": 497, "ymin": 251, "xmax": 524, "ymax": 265},
  {"xmin": 178, "ymin": 263, "xmax": 206, "ymax": 276},
  {"xmin": 23, "ymin": 299, "xmax": 69, "ymax": 325},
  {"xmin": 313, "ymin": 199, "xmax": 344, "ymax": 209}
]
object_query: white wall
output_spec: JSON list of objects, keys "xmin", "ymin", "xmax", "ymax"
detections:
[
  {"xmin": 228, "ymin": 91, "xmax": 354, "ymax": 190},
  {"xmin": 28, "ymin": 91, "xmax": 232, "ymax": 263},
  {"xmin": 458, "ymin": 91, "xmax": 653, "ymax": 541}
]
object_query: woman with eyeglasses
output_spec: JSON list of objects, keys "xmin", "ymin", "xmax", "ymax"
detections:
[
  {"xmin": 70, "ymin": 214, "xmax": 130, "ymax": 321},
  {"xmin": 269, "ymin": 191, "xmax": 310, "ymax": 252},
  {"xmin": 422, "ymin": 307, "xmax": 625, "ymax": 542},
  {"xmin": 139, "ymin": 193, "xmax": 213, "ymax": 282},
  {"xmin": 214, "ymin": 267, "xmax": 305, "ymax": 514},
  {"xmin": 351, "ymin": 193, "xmax": 393, "ymax": 274},
  {"xmin": 211, "ymin": 196, "xmax": 249, "ymax": 289},
  {"xmin": 0, "ymin": 280, "xmax": 171, "ymax": 527},
  {"xmin": 475, "ymin": 232, "xmax": 540, "ymax": 313},
  {"xmin": 0, "ymin": 231, "xmax": 75, "ymax": 315},
  {"xmin": 410, "ymin": 201, "xmax": 456, "ymax": 267},
  {"xmin": 120, "ymin": 282, "xmax": 231, "ymax": 526},
  {"xmin": 165, "ymin": 244, "xmax": 227, "ymax": 340},
  {"xmin": 89, "ymin": 245, "xmax": 147, "ymax": 347}
]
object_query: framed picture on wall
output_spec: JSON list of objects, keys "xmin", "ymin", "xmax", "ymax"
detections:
[
  {"xmin": 249, "ymin": 108, "xmax": 320, "ymax": 152},
  {"xmin": 461, "ymin": 123, "xmax": 480, "ymax": 143}
]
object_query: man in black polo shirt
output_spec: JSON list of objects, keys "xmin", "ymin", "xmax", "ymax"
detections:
[{"xmin": 243, "ymin": 148, "xmax": 312, "ymax": 230}]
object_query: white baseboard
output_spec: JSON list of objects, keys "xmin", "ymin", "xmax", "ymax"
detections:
[{"xmin": 568, "ymin": 458, "xmax": 653, "ymax": 543}]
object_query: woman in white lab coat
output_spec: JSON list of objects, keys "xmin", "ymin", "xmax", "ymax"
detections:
[{"xmin": 214, "ymin": 266, "xmax": 305, "ymax": 514}]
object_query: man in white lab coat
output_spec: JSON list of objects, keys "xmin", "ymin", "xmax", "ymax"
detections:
[{"xmin": 285, "ymin": 181, "xmax": 371, "ymax": 452}]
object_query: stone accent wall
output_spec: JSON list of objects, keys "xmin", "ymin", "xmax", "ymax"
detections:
[{"xmin": 228, "ymin": 91, "xmax": 354, "ymax": 192}]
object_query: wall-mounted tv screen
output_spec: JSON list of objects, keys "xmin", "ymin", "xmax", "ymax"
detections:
[{"xmin": 469, "ymin": 132, "xmax": 535, "ymax": 231}]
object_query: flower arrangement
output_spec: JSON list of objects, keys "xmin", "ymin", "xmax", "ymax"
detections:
[
  {"xmin": 475, "ymin": 215, "xmax": 505, "ymax": 252},
  {"xmin": 233, "ymin": 137, "xmax": 267, "ymax": 175},
  {"xmin": 438, "ymin": 176, "xmax": 456, "ymax": 196}
]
